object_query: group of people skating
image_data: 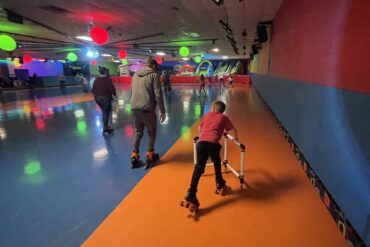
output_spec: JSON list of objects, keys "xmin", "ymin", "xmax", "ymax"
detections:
[{"xmin": 92, "ymin": 57, "xmax": 238, "ymax": 217}]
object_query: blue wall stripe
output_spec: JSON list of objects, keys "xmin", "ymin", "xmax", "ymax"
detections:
[{"xmin": 253, "ymin": 74, "xmax": 370, "ymax": 246}]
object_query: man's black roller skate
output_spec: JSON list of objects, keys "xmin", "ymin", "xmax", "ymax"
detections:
[
  {"xmin": 179, "ymin": 192, "xmax": 199, "ymax": 219},
  {"xmin": 145, "ymin": 150, "xmax": 159, "ymax": 169},
  {"xmin": 215, "ymin": 180, "xmax": 228, "ymax": 196},
  {"xmin": 131, "ymin": 151, "xmax": 141, "ymax": 169}
]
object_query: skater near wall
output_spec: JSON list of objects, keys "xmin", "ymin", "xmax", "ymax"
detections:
[
  {"xmin": 92, "ymin": 67, "xmax": 117, "ymax": 135},
  {"xmin": 130, "ymin": 57, "xmax": 166, "ymax": 169},
  {"xmin": 180, "ymin": 100, "xmax": 238, "ymax": 216}
]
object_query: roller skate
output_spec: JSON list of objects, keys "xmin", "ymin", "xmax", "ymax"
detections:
[
  {"xmin": 131, "ymin": 151, "xmax": 141, "ymax": 169},
  {"xmin": 215, "ymin": 180, "xmax": 228, "ymax": 196},
  {"xmin": 145, "ymin": 150, "xmax": 159, "ymax": 169},
  {"xmin": 102, "ymin": 126, "xmax": 113, "ymax": 135},
  {"xmin": 179, "ymin": 192, "xmax": 199, "ymax": 219}
]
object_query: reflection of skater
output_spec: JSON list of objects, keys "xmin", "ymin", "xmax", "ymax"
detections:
[
  {"xmin": 180, "ymin": 100, "xmax": 238, "ymax": 217},
  {"xmin": 199, "ymin": 75, "xmax": 207, "ymax": 95},
  {"xmin": 130, "ymin": 57, "xmax": 166, "ymax": 169},
  {"xmin": 59, "ymin": 74, "xmax": 67, "ymax": 94},
  {"xmin": 163, "ymin": 70, "xmax": 171, "ymax": 92},
  {"xmin": 80, "ymin": 74, "xmax": 89, "ymax": 92},
  {"xmin": 92, "ymin": 67, "xmax": 117, "ymax": 135}
]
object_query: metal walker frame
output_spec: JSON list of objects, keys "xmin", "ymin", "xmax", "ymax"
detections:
[{"xmin": 193, "ymin": 133, "xmax": 246, "ymax": 186}]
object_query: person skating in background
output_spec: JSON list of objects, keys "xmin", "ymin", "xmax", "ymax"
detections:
[
  {"xmin": 130, "ymin": 57, "xmax": 166, "ymax": 169},
  {"xmin": 92, "ymin": 67, "xmax": 117, "ymax": 135},
  {"xmin": 180, "ymin": 100, "xmax": 238, "ymax": 216},
  {"xmin": 199, "ymin": 74, "xmax": 207, "ymax": 95}
]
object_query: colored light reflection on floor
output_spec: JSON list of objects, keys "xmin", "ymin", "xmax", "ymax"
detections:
[
  {"xmin": 125, "ymin": 125, "xmax": 134, "ymax": 137},
  {"xmin": 36, "ymin": 119, "xmax": 46, "ymax": 131},
  {"xmin": 183, "ymin": 101, "xmax": 190, "ymax": 114},
  {"xmin": 77, "ymin": 120, "xmax": 88, "ymax": 136},
  {"xmin": 74, "ymin": 109, "xmax": 85, "ymax": 118},
  {"xmin": 0, "ymin": 127, "xmax": 7, "ymax": 140},
  {"xmin": 181, "ymin": 126, "xmax": 190, "ymax": 140},
  {"xmin": 24, "ymin": 161, "xmax": 41, "ymax": 175},
  {"xmin": 93, "ymin": 148, "xmax": 108, "ymax": 160},
  {"xmin": 124, "ymin": 103, "xmax": 131, "ymax": 114},
  {"xmin": 195, "ymin": 104, "xmax": 201, "ymax": 117}
]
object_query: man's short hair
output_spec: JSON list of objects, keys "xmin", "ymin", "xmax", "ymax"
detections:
[
  {"xmin": 212, "ymin": 100, "xmax": 226, "ymax": 113},
  {"xmin": 146, "ymin": 57, "xmax": 158, "ymax": 67},
  {"xmin": 99, "ymin": 66, "xmax": 107, "ymax": 75}
]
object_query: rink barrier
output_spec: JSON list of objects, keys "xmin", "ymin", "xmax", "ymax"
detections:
[{"xmin": 254, "ymin": 88, "xmax": 366, "ymax": 247}]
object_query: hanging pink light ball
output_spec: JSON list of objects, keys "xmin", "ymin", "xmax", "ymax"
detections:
[
  {"xmin": 23, "ymin": 54, "xmax": 33, "ymax": 63},
  {"xmin": 91, "ymin": 60, "xmax": 97, "ymax": 65},
  {"xmin": 90, "ymin": 26, "xmax": 109, "ymax": 45},
  {"xmin": 118, "ymin": 49, "xmax": 127, "ymax": 59}
]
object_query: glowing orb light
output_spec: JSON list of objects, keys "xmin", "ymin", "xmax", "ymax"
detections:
[
  {"xmin": 121, "ymin": 59, "xmax": 128, "ymax": 65},
  {"xmin": 179, "ymin": 46, "xmax": 189, "ymax": 57},
  {"xmin": 0, "ymin": 34, "xmax": 17, "ymax": 52},
  {"xmin": 23, "ymin": 54, "xmax": 33, "ymax": 63},
  {"xmin": 90, "ymin": 26, "xmax": 109, "ymax": 45},
  {"xmin": 67, "ymin": 52, "xmax": 78, "ymax": 61},
  {"xmin": 194, "ymin": 56, "xmax": 202, "ymax": 63},
  {"xmin": 91, "ymin": 60, "xmax": 97, "ymax": 65},
  {"xmin": 118, "ymin": 49, "xmax": 127, "ymax": 59}
]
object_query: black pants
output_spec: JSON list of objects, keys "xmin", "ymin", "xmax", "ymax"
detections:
[
  {"xmin": 132, "ymin": 110, "xmax": 157, "ymax": 152},
  {"xmin": 188, "ymin": 141, "xmax": 225, "ymax": 195},
  {"xmin": 95, "ymin": 96, "xmax": 112, "ymax": 130}
]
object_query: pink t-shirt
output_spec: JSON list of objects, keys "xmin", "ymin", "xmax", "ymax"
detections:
[{"xmin": 199, "ymin": 111, "xmax": 235, "ymax": 143}]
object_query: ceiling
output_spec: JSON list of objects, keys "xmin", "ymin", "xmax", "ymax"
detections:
[{"xmin": 0, "ymin": 0, "xmax": 283, "ymax": 61}]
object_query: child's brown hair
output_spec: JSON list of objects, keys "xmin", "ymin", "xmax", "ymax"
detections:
[{"xmin": 212, "ymin": 100, "xmax": 226, "ymax": 113}]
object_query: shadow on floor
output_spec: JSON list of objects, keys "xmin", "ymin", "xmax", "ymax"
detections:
[{"xmin": 196, "ymin": 169, "xmax": 303, "ymax": 220}]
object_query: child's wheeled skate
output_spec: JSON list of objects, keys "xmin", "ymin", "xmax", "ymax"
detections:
[
  {"xmin": 145, "ymin": 150, "xmax": 159, "ymax": 169},
  {"xmin": 215, "ymin": 181, "xmax": 228, "ymax": 196},
  {"xmin": 179, "ymin": 192, "xmax": 199, "ymax": 219},
  {"xmin": 131, "ymin": 151, "xmax": 141, "ymax": 169}
]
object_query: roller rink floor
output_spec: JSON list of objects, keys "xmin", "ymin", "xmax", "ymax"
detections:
[{"xmin": 0, "ymin": 84, "xmax": 347, "ymax": 246}]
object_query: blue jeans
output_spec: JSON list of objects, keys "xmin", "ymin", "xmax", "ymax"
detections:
[{"xmin": 95, "ymin": 96, "xmax": 112, "ymax": 129}]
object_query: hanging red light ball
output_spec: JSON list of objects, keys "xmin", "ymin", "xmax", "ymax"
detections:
[
  {"xmin": 118, "ymin": 49, "xmax": 127, "ymax": 59},
  {"xmin": 91, "ymin": 60, "xmax": 97, "ymax": 65},
  {"xmin": 23, "ymin": 54, "xmax": 33, "ymax": 63},
  {"xmin": 90, "ymin": 26, "xmax": 109, "ymax": 45},
  {"xmin": 155, "ymin": 56, "xmax": 163, "ymax": 65}
]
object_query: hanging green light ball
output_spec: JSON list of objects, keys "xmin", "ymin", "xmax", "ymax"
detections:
[
  {"xmin": 121, "ymin": 59, "xmax": 128, "ymax": 65},
  {"xmin": 0, "ymin": 34, "xmax": 17, "ymax": 52},
  {"xmin": 67, "ymin": 52, "xmax": 78, "ymax": 62},
  {"xmin": 179, "ymin": 46, "xmax": 190, "ymax": 57},
  {"xmin": 194, "ymin": 56, "xmax": 202, "ymax": 63}
]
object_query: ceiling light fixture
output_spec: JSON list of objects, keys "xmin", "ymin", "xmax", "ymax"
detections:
[
  {"xmin": 156, "ymin": 52, "xmax": 166, "ymax": 56},
  {"xmin": 222, "ymin": 56, "xmax": 228, "ymax": 59},
  {"xmin": 212, "ymin": 0, "xmax": 224, "ymax": 6},
  {"xmin": 76, "ymin": 36, "xmax": 93, "ymax": 41},
  {"xmin": 211, "ymin": 48, "xmax": 220, "ymax": 53},
  {"xmin": 182, "ymin": 57, "xmax": 190, "ymax": 61},
  {"xmin": 101, "ymin": 54, "xmax": 112, "ymax": 57}
]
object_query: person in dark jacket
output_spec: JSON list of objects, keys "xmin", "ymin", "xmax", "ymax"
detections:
[
  {"xmin": 92, "ymin": 66, "xmax": 117, "ymax": 135},
  {"xmin": 130, "ymin": 57, "xmax": 166, "ymax": 168}
]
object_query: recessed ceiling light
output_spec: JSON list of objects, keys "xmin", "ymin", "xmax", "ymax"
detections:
[
  {"xmin": 156, "ymin": 52, "xmax": 166, "ymax": 56},
  {"xmin": 182, "ymin": 57, "xmax": 190, "ymax": 61},
  {"xmin": 222, "ymin": 56, "xmax": 228, "ymax": 59},
  {"xmin": 76, "ymin": 36, "xmax": 93, "ymax": 41},
  {"xmin": 113, "ymin": 60, "xmax": 120, "ymax": 63},
  {"xmin": 211, "ymin": 48, "xmax": 220, "ymax": 53},
  {"xmin": 101, "ymin": 54, "xmax": 112, "ymax": 57}
]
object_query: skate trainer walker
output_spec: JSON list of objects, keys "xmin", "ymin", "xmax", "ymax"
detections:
[{"xmin": 193, "ymin": 133, "xmax": 246, "ymax": 187}]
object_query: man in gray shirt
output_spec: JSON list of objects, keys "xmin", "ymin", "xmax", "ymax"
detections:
[{"xmin": 130, "ymin": 57, "xmax": 166, "ymax": 168}]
